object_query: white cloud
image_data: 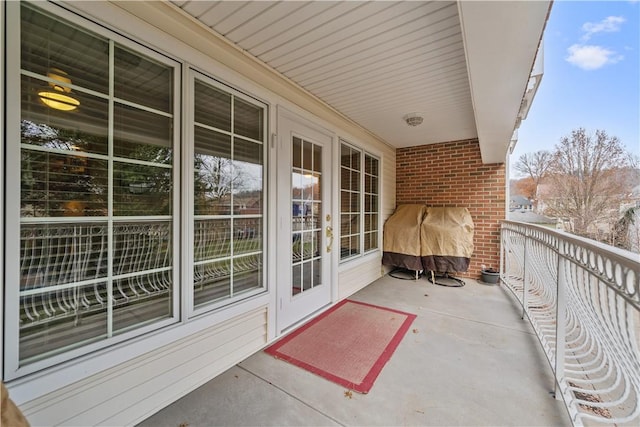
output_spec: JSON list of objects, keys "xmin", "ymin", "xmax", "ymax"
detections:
[
  {"xmin": 581, "ymin": 16, "xmax": 626, "ymax": 41},
  {"xmin": 565, "ymin": 44, "xmax": 623, "ymax": 70}
]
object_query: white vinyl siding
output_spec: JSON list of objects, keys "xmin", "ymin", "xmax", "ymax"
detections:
[{"xmin": 19, "ymin": 306, "xmax": 268, "ymax": 426}]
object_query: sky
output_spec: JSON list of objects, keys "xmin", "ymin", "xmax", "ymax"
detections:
[{"xmin": 509, "ymin": 0, "xmax": 640, "ymax": 178}]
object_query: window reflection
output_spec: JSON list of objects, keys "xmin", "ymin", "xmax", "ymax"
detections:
[
  {"xmin": 339, "ymin": 142, "xmax": 379, "ymax": 260},
  {"xmin": 193, "ymin": 78, "xmax": 265, "ymax": 309},
  {"xmin": 17, "ymin": 3, "xmax": 175, "ymax": 366},
  {"xmin": 291, "ymin": 137, "xmax": 322, "ymax": 297}
]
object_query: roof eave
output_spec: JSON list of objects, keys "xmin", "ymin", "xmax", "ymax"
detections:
[{"xmin": 458, "ymin": 0, "xmax": 552, "ymax": 164}]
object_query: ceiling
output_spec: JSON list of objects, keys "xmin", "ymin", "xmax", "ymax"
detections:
[{"xmin": 169, "ymin": 0, "xmax": 550, "ymax": 164}]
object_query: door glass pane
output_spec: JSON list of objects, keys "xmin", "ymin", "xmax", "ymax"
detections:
[
  {"xmin": 312, "ymin": 258, "xmax": 321, "ymax": 288},
  {"xmin": 311, "ymin": 177, "xmax": 321, "ymax": 208},
  {"xmin": 292, "ymin": 264, "xmax": 302, "ymax": 295},
  {"xmin": 292, "ymin": 137, "xmax": 302, "ymax": 169},
  {"xmin": 313, "ymin": 143, "xmax": 322, "ymax": 172},
  {"xmin": 302, "ymin": 260, "xmax": 312, "ymax": 291},
  {"xmin": 302, "ymin": 140, "xmax": 313, "ymax": 171},
  {"xmin": 351, "ymin": 191, "xmax": 360, "ymax": 211},
  {"xmin": 291, "ymin": 137, "xmax": 322, "ymax": 296}
]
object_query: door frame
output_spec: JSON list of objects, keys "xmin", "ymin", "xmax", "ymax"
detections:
[{"xmin": 275, "ymin": 106, "xmax": 338, "ymax": 334}]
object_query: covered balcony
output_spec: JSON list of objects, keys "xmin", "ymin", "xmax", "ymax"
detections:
[
  {"xmin": 4, "ymin": 1, "xmax": 638, "ymax": 427},
  {"xmin": 140, "ymin": 274, "xmax": 571, "ymax": 426},
  {"xmin": 138, "ymin": 222, "xmax": 639, "ymax": 427}
]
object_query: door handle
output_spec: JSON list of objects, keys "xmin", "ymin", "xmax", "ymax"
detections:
[{"xmin": 326, "ymin": 225, "xmax": 333, "ymax": 253}]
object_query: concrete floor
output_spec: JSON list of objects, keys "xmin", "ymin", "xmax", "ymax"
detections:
[{"xmin": 139, "ymin": 274, "xmax": 572, "ymax": 426}]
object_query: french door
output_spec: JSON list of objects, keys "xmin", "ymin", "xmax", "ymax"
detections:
[{"xmin": 276, "ymin": 110, "xmax": 333, "ymax": 332}]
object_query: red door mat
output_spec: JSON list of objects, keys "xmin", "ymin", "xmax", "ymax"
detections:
[{"xmin": 265, "ymin": 299, "xmax": 416, "ymax": 393}]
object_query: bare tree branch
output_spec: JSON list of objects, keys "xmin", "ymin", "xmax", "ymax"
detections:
[
  {"xmin": 513, "ymin": 150, "xmax": 552, "ymax": 211},
  {"xmin": 544, "ymin": 128, "xmax": 632, "ymax": 238}
]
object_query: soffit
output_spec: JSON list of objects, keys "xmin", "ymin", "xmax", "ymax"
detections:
[{"xmin": 169, "ymin": 0, "xmax": 549, "ymax": 163}]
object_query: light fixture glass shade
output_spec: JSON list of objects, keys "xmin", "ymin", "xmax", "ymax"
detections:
[
  {"xmin": 39, "ymin": 68, "xmax": 80, "ymax": 111},
  {"xmin": 38, "ymin": 91, "xmax": 80, "ymax": 111}
]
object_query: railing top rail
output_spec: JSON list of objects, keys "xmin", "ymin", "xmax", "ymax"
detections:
[
  {"xmin": 502, "ymin": 220, "xmax": 640, "ymax": 309},
  {"xmin": 502, "ymin": 220, "xmax": 640, "ymax": 266}
]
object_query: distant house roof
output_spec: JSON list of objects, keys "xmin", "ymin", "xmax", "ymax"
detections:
[
  {"xmin": 510, "ymin": 195, "xmax": 532, "ymax": 206},
  {"xmin": 508, "ymin": 210, "xmax": 556, "ymax": 224}
]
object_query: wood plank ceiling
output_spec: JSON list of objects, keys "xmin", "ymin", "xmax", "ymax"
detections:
[{"xmin": 170, "ymin": 0, "xmax": 477, "ymax": 149}]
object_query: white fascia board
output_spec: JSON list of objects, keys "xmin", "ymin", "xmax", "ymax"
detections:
[
  {"xmin": 458, "ymin": 0, "xmax": 551, "ymax": 164},
  {"xmin": 519, "ymin": 41, "xmax": 545, "ymax": 122}
]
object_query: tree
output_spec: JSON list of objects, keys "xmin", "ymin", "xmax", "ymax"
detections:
[
  {"xmin": 513, "ymin": 150, "xmax": 552, "ymax": 211},
  {"xmin": 614, "ymin": 206, "xmax": 639, "ymax": 251},
  {"xmin": 514, "ymin": 177, "xmax": 537, "ymax": 200},
  {"xmin": 543, "ymin": 128, "xmax": 633, "ymax": 238}
]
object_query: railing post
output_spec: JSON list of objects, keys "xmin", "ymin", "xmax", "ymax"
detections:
[
  {"xmin": 522, "ymin": 228, "xmax": 529, "ymax": 320},
  {"xmin": 554, "ymin": 242, "xmax": 567, "ymax": 400},
  {"xmin": 500, "ymin": 225, "xmax": 505, "ymax": 284}
]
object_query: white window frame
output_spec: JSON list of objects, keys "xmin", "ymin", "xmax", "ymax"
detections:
[
  {"xmin": 4, "ymin": 1, "xmax": 183, "ymax": 380},
  {"xmin": 3, "ymin": 1, "xmax": 273, "ymax": 381},
  {"xmin": 0, "ymin": 1, "xmax": 276, "ymax": 396},
  {"xmin": 186, "ymin": 69, "xmax": 269, "ymax": 318},
  {"xmin": 339, "ymin": 139, "xmax": 380, "ymax": 263}
]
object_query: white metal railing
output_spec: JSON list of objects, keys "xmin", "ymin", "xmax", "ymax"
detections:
[{"xmin": 501, "ymin": 221, "xmax": 640, "ymax": 426}]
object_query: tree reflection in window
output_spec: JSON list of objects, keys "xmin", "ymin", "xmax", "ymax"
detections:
[{"xmin": 192, "ymin": 77, "xmax": 265, "ymax": 309}]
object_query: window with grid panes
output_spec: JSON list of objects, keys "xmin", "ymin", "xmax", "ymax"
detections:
[
  {"xmin": 8, "ymin": 2, "xmax": 179, "ymax": 375},
  {"xmin": 192, "ymin": 75, "xmax": 266, "ymax": 310},
  {"xmin": 340, "ymin": 141, "xmax": 379, "ymax": 261}
]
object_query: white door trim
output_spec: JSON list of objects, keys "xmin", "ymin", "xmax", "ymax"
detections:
[{"xmin": 275, "ymin": 106, "xmax": 337, "ymax": 333}]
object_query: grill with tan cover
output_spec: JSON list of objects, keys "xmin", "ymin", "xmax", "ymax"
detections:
[
  {"xmin": 382, "ymin": 205, "xmax": 474, "ymax": 278},
  {"xmin": 381, "ymin": 204, "xmax": 427, "ymax": 272},
  {"xmin": 420, "ymin": 207, "xmax": 474, "ymax": 274}
]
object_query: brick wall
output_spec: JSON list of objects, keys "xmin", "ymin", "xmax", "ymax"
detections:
[{"xmin": 395, "ymin": 139, "xmax": 505, "ymax": 279}]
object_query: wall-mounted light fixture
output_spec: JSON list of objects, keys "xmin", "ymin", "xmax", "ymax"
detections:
[{"xmin": 38, "ymin": 68, "xmax": 80, "ymax": 111}]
